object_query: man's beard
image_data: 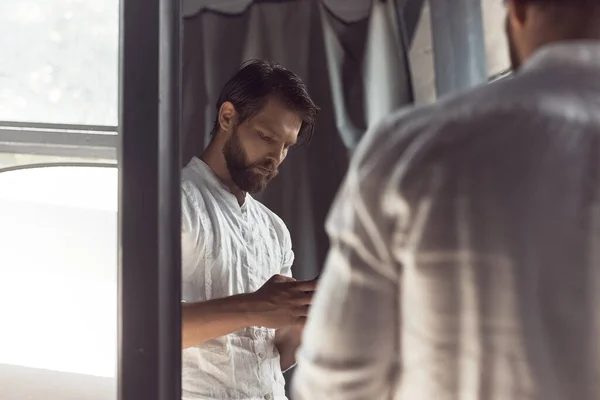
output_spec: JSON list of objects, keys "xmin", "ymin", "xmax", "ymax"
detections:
[
  {"xmin": 506, "ymin": 16, "xmax": 522, "ymax": 70},
  {"xmin": 223, "ymin": 129, "xmax": 279, "ymax": 194}
]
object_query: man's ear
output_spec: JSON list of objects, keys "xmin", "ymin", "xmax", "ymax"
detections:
[
  {"xmin": 506, "ymin": 0, "xmax": 528, "ymax": 27},
  {"xmin": 218, "ymin": 101, "xmax": 237, "ymax": 135}
]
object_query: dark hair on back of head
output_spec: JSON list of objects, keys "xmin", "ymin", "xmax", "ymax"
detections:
[{"xmin": 211, "ymin": 59, "xmax": 320, "ymax": 146}]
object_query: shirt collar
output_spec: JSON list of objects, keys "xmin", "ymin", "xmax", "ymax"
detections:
[
  {"xmin": 187, "ymin": 156, "xmax": 249, "ymax": 211},
  {"xmin": 524, "ymin": 40, "xmax": 600, "ymax": 72}
]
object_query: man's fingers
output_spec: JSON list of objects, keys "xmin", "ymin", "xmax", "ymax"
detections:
[
  {"xmin": 293, "ymin": 305, "xmax": 310, "ymax": 317},
  {"xmin": 290, "ymin": 291, "xmax": 313, "ymax": 306},
  {"xmin": 293, "ymin": 316, "xmax": 308, "ymax": 327},
  {"xmin": 288, "ymin": 279, "xmax": 317, "ymax": 292},
  {"xmin": 270, "ymin": 274, "xmax": 296, "ymax": 283}
]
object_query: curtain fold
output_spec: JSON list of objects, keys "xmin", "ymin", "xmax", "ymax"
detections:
[
  {"xmin": 363, "ymin": 0, "xmax": 411, "ymax": 129},
  {"xmin": 429, "ymin": 0, "xmax": 488, "ymax": 96}
]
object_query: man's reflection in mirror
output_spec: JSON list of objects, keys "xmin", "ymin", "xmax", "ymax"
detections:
[{"xmin": 180, "ymin": 60, "xmax": 320, "ymax": 400}]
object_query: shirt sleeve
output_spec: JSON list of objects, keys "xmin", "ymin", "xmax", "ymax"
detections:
[
  {"xmin": 292, "ymin": 117, "xmax": 405, "ymax": 400},
  {"xmin": 181, "ymin": 181, "xmax": 207, "ymax": 302},
  {"xmin": 280, "ymin": 226, "xmax": 295, "ymax": 278}
]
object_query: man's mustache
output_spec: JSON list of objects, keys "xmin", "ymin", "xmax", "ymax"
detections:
[{"xmin": 248, "ymin": 161, "xmax": 277, "ymax": 173}]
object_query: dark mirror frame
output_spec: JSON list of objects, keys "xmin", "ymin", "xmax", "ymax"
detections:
[{"xmin": 118, "ymin": 0, "xmax": 182, "ymax": 399}]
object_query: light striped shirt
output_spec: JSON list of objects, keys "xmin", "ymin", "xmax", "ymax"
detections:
[
  {"xmin": 181, "ymin": 157, "xmax": 293, "ymax": 400},
  {"xmin": 293, "ymin": 41, "xmax": 600, "ymax": 400}
]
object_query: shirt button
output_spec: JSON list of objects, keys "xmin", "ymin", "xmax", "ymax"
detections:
[
  {"xmin": 264, "ymin": 394, "xmax": 272, "ymax": 400},
  {"xmin": 258, "ymin": 352, "xmax": 265, "ymax": 359}
]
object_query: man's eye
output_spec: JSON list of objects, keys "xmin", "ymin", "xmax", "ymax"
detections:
[{"xmin": 259, "ymin": 133, "xmax": 273, "ymax": 142}]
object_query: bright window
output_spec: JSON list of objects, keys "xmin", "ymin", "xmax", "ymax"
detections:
[
  {"xmin": 0, "ymin": 0, "xmax": 119, "ymax": 125},
  {"xmin": 0, "ymin": 0, "xmax": 119, "ymax": 399},
  {"xmin": 0, "ymin": 165, "xmax": 118, "ymax": 378}
]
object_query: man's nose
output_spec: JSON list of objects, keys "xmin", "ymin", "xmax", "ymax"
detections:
[{"xmin": 268, "ymin": 147, "xmax": 285, "ymax": 165}]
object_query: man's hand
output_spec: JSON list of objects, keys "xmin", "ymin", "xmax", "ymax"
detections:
[
  {"xmin": 275, "ymin": 324, "xmax": 306, "ymax": 371},
  {"xmin": 250, "ymin": 275, "xmax": 317, "ymax": 329},
  {"xmin": 181, "ymin": 274, "xmax": 317, "ymax": 349}
]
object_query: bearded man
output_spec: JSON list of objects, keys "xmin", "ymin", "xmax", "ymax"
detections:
[
  {"xmin": 180, "ymin": 60, "xmax": 320, "ymax": 400},
  {"xmin": 293, "ymin": 0, "xmax": 600, "ymax": 399}
]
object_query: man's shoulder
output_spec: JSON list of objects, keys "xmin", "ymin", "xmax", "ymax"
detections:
[
  {"xmin": 181, "ymin": 176, "xmax": 205, "ymax": 205},
  {"xmin": 180, "ymin": 157, "xmax": 219, "ymax": 209},
  {"xmin": 180, "ymin": 171, "xmax": 214, "ymax": 230},
  {"xmin": 352, "ymin": 75, "xmax": 540, "ymax": 178}
]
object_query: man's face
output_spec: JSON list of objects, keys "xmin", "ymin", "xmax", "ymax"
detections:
[{"xmin": 223, "ymin": 98, "xmax": 302, "ymax": 194}]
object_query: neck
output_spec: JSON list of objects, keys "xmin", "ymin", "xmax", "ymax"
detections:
[
  {"xmin": 531, "ymin": 9, "xmax": 600, "ymax": 52},
  {"xmin": 200, "ymin": 138, "xmax": 246, "ymax": 205}
]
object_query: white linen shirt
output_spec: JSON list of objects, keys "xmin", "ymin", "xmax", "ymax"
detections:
[
  {"xmin": 293, "ymin": 42, "xmax": 600, "ymax": 400},
  {"xmin": 181, "ymin": 157, "xmax": 294, "ymax": 400}
]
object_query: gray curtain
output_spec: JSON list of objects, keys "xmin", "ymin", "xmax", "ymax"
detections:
[{"xmin": 181, "ymin": 0, "xmax": 413, "ymax": 280}]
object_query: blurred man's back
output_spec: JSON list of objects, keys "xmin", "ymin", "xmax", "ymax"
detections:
[{"xmin": 293, "ymin": 1, "xmax": 600, "ymax": 399}]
